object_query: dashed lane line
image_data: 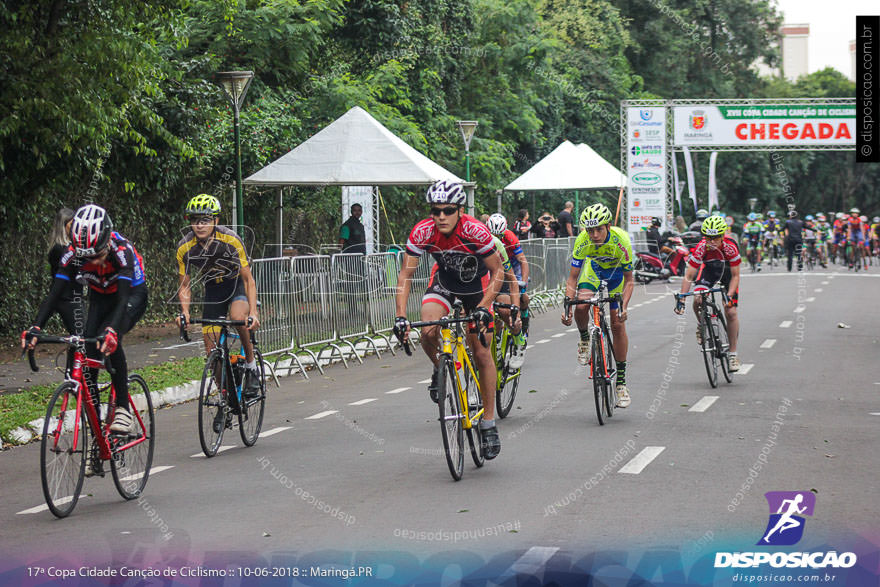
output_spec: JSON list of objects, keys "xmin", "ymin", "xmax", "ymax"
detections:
[
  {"xmin": 760, "ymin": 339, "xmax": 777, "ymax": 349},
  {"xmin": 18, "ymin": 495, "xmax": 90, "ymax": 515},
  {"xmin": 779, "ymin": 321, "xmax": 792, "ymax": 328},
  {"xmin": 551, "ymin": 333, "xmax": 567, "ymax": 338},
  {"xmin": 260, "ymin": 427, "xmax": 292, "ymax": 437},
  {"xmin": 418, "ymin": 378, "xmax": 432, "ymax": 384},
  {"xmin": 804, "ymin": 297, "xmax": 816, "ymax": 302},
  {"xmin": 534, "ymin": 339, "xmax": 550, "ymax": 344},
  {"xmin": 305, "ymin": 410, "xmax": 338, "ymax": 420},
  {"xmin": 386, "ymin": 387, "xmax": 411, "ymax": 395},
  {"xmin": 349, "ymin": 398, "xmax": 377, "ymax": 406},
  {"xmin": 689, "ymin": 396, "xmax": 719, "ymax": 412},
  {"xmin": 619, "ymin": 446, "xmax": 665, "ymax": 474},
  {"xmin": 118, "ymin": 465, "xmax": 175, "ymax": 483},
  {"xmin": 738, "ymin": 363, "xmax": 754, "ymax": 375},
  {"xmin": 502, "ymin": 546, "xmax": 560, "ymax": 580},
  {"xmin": 191, "ymin": 446, "xmax": 235, "ymax": 458},
  {"xmin": 793, "ymin": 306, "xmax": 806, "ymax": 313},
  {"xmin": 814, "ymin": 288, "xmax": 823, "ymax": 292}
]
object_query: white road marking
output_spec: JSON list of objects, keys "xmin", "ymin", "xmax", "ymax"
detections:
[
  {"xmin": 386, "ymin": 387, "xmax": 411, "ymax": 395},
  {"xmin": 814, "ymin": 288, "xmax": 823, "ymax": 292},
  {"xmin": 504, "ymin": 546, "xmax": 560, "ymax": 578},
  {"xmin": 793, "ymin": 306, "xmax": 806, "ymax": 313},
  {"xmin": 118, "ymin": 465, "xmax": 175, "ymax": 482},
  {"xmin": 349, "ymin": 398, "xmax": 377, "ymax": 406},
  {"xmin": 760, "ymin": 339, "xmax": 777, "ymax": 349},
  {"xmin": 190, "ymin": 446, "xmax": 235, "ymax": 458},
  {"xmin": 689, "ymin": 396, "xmax": 719, "ymax": 412},
  {"xmin": 534, "ymin": 339, "xmax": 550, "ymax": 344},
  {"xmin": 152, "ymin": 341, "xmax": 202, "ymax": 351},
  {"xmin": 619, "ymin": 446, "xmax": 665, "ymax": 474},
  {"xmin": 305, "ymin": 410, "xmax": 338, "ymax": 420},
  {"xmin": 821, "ymin": 281, "xmax": 829, "ymax": 285},
  {"xmin": 805, "ymin": 297, "xmax": 815, "ymax": 302},
  {"xmin": 259, "ymin": 426, "xmax": 292, "ymax": 437},
  {"xmin": 566, "ymin": 328, "xmax": 578, "ymax": 333},
  {"xmin": 18, "ymin": 495, "xmax": 91, "ymax": 515},
  {"xmin": 551, "ymin": 333, "xmax": 567, "ymax": 338},
  {"xmin": 869, "ymin": 413, "xmax": 880, "ymax": 416},
  {"xmin": 738, "ymin": 363, "xmax": 754, "ymax": 375},
  {"xmin": 632, "ymin": 304, "xmax": 644, "ymax": 308},
  {"xmin": 418, "ymin": 378, "xmax": 432, "ymax": 384},
  {"xmin": 779, "ymin": 321, "xmax": 792, "ymax": 328}
]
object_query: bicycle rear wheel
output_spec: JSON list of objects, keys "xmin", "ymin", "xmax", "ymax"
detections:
[
  {"xmin": 715, "ymin": 311, "xmax": 732, "ymax": 384},
  {"xmin": 198, "ymin": 350, "xmax": 228, "ymax": 457},
  {"xmin": 591, "ymin": 332, "xmax": 606, "ymax": 425},
  {"xmin": 602, "ymin": 323, "xmax": 616, "ymax": 418},
  {"xmin": 437, "ymin": 360, "xmax": 464, "ymax": 480},
  {"xmin": 40, "ymin": 383, "xmax": 87, "ymax": 518},
  {"xmin": 239, "ymin": 350, "xmax": 267, "ymax": 446},
  {"xmin": 496, "ymin": 330, "xmax": 520, "ymax": 419},
  {"xmin": 701, "ymin": 316, "xmax": 718, "ymax": 388},
  {"xmin": 110, "ymin": 374, "xmax": 155, "ymax": 499}
]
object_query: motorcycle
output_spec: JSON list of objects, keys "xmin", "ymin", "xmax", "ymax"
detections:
[{"xmin": 634, "ymin": 234, "xmax": 690, "ymax": 283}]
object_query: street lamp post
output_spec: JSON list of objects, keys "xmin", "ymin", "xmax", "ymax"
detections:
[
  {"xmin": 457, "ymin": 120, "xmax": 478, "ymax": 182},
  {"xmin": 215, "ymin": 71, "xmax": 254, "ymax": 229},
  {"xmin": 748, "ymin": 197, "xmax": 758, "ymax": 212}
]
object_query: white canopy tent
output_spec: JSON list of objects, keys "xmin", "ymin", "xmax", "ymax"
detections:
[
  {"xmin": 244, "ymin": 106, "xmax": 467, "ymax": 251},
  {"xmin": 503, "ymin": 140, "xmax": 626, "ymax": 223}
]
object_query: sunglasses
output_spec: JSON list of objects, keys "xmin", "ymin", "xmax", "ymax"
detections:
[
  {"xmin": 430, "ymin": 206, "xmax": 459, "ymax": 217},
  {"xmin": 189, "ymin": 215, "xmax": 215, "ymax": 226}
]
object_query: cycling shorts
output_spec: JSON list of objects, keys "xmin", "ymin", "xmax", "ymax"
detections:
[
  {"xmin": 693, "ymin": 261, "xmax": 738, "ymax": 307},
  {"xmin": 202, "ymin": 279, "xmax": 248, "ymax": 331},
  {"xmin": 833, "ymin": 233, "xmax": 846, "ymax": 245},
  {"xmin": 499, "ymin": 263, "xmax": 528, "ymax": 295},
  {"xmin": 847, "ymin": 232, "xmax": 865, "ymax": 244},
  {"xmin": 422, "ymin": 272, "xmax": 493, "ymax": 333},
  {"xmin": 576, "ymin": 260, "xmax": 624, "ymax": 310},
  {"xmin": 745, "ymin": 237, "xmax": 762, "ymax": 250}
]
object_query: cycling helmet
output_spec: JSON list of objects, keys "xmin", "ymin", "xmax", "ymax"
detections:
[
  {"xmin": 579, "ymin": 203, "xmax": 612, "ymax": 229},
  {"xmin": 756, "ymin": 213, "xmax": 764, "ymax": 220},
  {"xmin": 805, "ymin": 215, "xmax": 814, "ymax": 221},
  {"xmin": 701, "ymin": 216, "xmax": 728, "ymax": 237},
  {"xmin": 71, "ymin": 204, "xmax": 113, "ymax": 257},
  {"xmin": 873, "ymin": 216, "xmax": 880, "ymax": 223},
  {"xmin": 836, "ymin": 212, "xmax": 845, "ymax": 220},
  {"xmin": 712, "ymin": 210, "xmax": 723, "ymax": 217},
  {"xmin": 768, "ymin": 210, "xmax": 776, "ymax": 218},
  {"xmin": 425, "ymin": 180, "xmax": 466, "ymax": 205},
  {"xmin": 486, "ymin": 213, "xmax": 508, "ymax": 235},
  {"xmin": 747, "ymin": 212, "xmax": 757, "ymax": 221},
  {"xmin": 860, "ymin": 215, "xmax": 868, "ymax": 223},
  {"xmin": 788, "ymin": 210, "xmax": 798, "ymax": 218},
  {"xmin": 651, "ymin": 217, "xmax": 662, "ymax": 227},
  {"xmin": 695, "ymin": 209, "xmax": 709, "ymax": 221},
  {"xmin": 186, "ymin": 194, "xmax": 221, "ymax": 216},
  {"xmin": 850, "ymin": 207, "xmax": 860, "ymax": 215},
  {"xmin": 818, "ymin": 214, "xmax": 826, "ymax": 221}
]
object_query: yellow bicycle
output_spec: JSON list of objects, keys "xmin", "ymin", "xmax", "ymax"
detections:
[{"xmin": 397, "ymin": 302, "xmax": 486, "ymax": 480}]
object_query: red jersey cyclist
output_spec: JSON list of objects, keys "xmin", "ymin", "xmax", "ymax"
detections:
[
  {"xmin": 674, "ymin": 216, "xmax": 742, "ymax": 371},
  {"xmin": 23, "ymin": 205, "xmax": 149, "ymax": 449},
  {"xmin": 486, "ymin": 213, "xmax": 531, "ymax": 367},
  {"xmin": 393, "ymin": 180, "xmax": 506, "ymax": 459}
]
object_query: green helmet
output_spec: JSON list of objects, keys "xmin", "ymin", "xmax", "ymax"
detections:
[
  {"xmin": 185, "ymin": 194, "xmax": 221, "ymax": 216},
  {"xmin": 701, "ymin": 216, "xmax": 728, "ymax": 237},
  {"xmin": 579, "ymin": 203, "xmax": 612, "ymax": 229}
]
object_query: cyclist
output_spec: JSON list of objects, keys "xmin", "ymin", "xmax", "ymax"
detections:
[
  {"xmin": 393, "ymin": 180, "xmax": 506, "ymax": 459},
  {"xmin": 175, "ymin": 195, "xmax": 261, "ymax": 413},
  {"xmin": 815, "ymin": 213, "xmax": 832, "ymax": 268},
  {"xmin": 488, "ymin": 231, "xmax": 525, "ymax": 368},
  {"xmin": 561, "ymin": 203, "xmax": 634, "ymax": 408},
  {"xmin": 674, "ymin": 216, "xmax": 741, "ymax": 372},
  {"xmin": 859, "ymin": 215, "xmax": 871, "ymax": 269},
  {"xmin": 802, "ymin": 215, "xmax": 818, "ymax": 268},
  {"xmin": 23, "ymin": 205, "xmax": 149, "ymax": 440},
  {"xmin": 844, "ymin": 208, "xmax": 866, "ymax": 270},
  {"xmin": 832, "ymin": 212, "xmax": 846, "ymax": 264},
  {"xmin": 871, "ymin": 216, "xmax": 880, "ymax": 259},
  {"xmin": 742, "ymin": 213, "xmax": 764, "ymax": 271},
  {"xmin": 688, "ymin": 209, "xmax": 710, "ymax": 232},
  {"xmin": 486, "ymin": 213, "xmax": 531, "ymax": 359},
  {"xmin": 763, "ymin": 211, "xmax": 781, "ymax": 265}
]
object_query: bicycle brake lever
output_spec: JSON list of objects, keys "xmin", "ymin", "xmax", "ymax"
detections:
[
  {"xmin": 478, "ymin": 331, "xmax": 488, "ymax": 348},
  {"xmin": 27, "ymin": 348, "xmax": 39, "ymax": 372}
]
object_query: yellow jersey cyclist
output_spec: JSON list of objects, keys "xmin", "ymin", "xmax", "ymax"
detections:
[
  {"xmin": 561, "ymin": 203, "xmax": 635, "ymax": 408},
  {"xmin": 175, "ymin": 195, "xmax": 262, "ymax": 404},
  {"xmin": 393, "ymin": 180, "xmax": 506, "ymax": 459}
]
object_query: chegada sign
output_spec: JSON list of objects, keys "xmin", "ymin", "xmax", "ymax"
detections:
[{"xmin": 673, "ymin": 105, "xmax": 855, "ymax": 147}]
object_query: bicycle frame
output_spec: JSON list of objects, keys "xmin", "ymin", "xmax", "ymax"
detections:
[{"xmin": 439, "ymin": 322, "xmax": 483, "ymax": 430}]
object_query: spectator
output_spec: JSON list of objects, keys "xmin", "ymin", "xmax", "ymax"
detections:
[
  {"xmin": 479, "ymin": 213, "xmax": 491, "ymax": 223},
  {"xmin": 339, "ymin": 203, "xmax": 366, "ymax": 254},
  {"xmin": 783, "ymin": 210, "xmax": 804, "ymax": 272},
  {"xmin": 557, "ymin": 201, "xmax": 575, "ymax": 237},
  {"xmin": 688, "ymin": 209, "xmax": 709, "ymax": 232},
  {"xmin": 645, "ymin": 217, "xmax": 663, "ymax": 254},
  {"xmin": 673, "ymin": 215, "xmax": 688, "ymax": 234},
  {"xmin": 530, "ymin": 211, "xmax": 559, "ymax": 238},
  {"xmin": 513, "ymin": 209, "xmax": 531, "ymax": 240}
]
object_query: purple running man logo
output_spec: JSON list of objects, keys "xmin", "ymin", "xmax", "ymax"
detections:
[{"xmin": 758, "ymin": 491, "xmax": 816, "ymax": 546}]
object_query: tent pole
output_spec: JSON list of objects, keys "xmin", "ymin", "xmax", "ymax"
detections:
[
  {"xmin": 277, "ymin": 187, "xmax": 284, "ymax": 257},
  {"xmin": 574, "ymin": 190, "xmax": 579, "ymax": 218}
]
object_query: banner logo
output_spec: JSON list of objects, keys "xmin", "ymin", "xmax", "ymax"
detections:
[{"xmin": 759, "ymin": 491, "xmax": 816, "ymax": 546}]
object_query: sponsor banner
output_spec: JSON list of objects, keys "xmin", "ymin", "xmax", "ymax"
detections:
[
  {"xmin": 673, "ymin": 105, "xmax": 856, "ymax": 146},
  {"xmin": 627, "ymin": 107, "xmax": 667, "ymax": 231}
]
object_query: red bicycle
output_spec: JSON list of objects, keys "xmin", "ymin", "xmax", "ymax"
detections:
[{"xmin": 25, "ymin": 333, "xmax": 155, "ymax": 518}]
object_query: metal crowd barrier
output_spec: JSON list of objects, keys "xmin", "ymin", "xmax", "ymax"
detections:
[{"xmin": 248, "ymin": 236, "xmax": 577, "ymax": 380}]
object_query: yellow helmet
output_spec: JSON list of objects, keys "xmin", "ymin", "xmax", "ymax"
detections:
[
  {"xmin": 185, "ymin": 194, "xmax": 221, "ymax": 216},
  {"xmin": 701, "ymin": 216, "xmax": 728, "ymax": 237}
]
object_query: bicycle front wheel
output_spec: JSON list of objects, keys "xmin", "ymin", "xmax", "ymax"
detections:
[
  {"xmin": 110, "ymin": 374, "xmax": 155, "ymax": 499},
  {"xmin": 198, "ymin": 350, "xmax": 227, "ymax": 457},
  {"xmin": 239, "ymin": 350, "xmax": 267, "ymax": 446},
  {"xmin": 591, "ymin": 332, "xmax": 607, "ymax": 425},
  {"xmin": 701, "ymin": 317, "xmax": 718, "ymax": 388},
  {"xmin": 716, "ymin": 313, "xmax": 732, "ymax": 384},
  {"xmin": 437, "ymin": 360, "xmax": 464, "ymax": 481},
  {"xmin": 496, "ymin": 331, "xmax": 520, "ymax": 419},
  {"xmin": 40, "ymin": 383, "xmax": 87, "ymax": 518}
]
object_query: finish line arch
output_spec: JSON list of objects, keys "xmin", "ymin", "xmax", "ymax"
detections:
[{"xmin": 619, "ymin": 98, "xmax": 857, "ymax": 235}]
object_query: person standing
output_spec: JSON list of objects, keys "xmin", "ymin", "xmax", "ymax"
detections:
[
  {"xmin": 513, "ymin": 209, "xmax": 531, "ymax": 241},
  {"xmin": 558, "ymin": 201, "xmax": 575, "ymax": 237},
  {"xmin": 783, "ymin": 210, "xmax": 805, "ymax": 272},
  {"xmin": 339, "ymin": 203, "xmax": 367, "ymax": 254}
]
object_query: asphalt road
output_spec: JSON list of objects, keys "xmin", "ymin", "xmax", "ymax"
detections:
[{"xmin": 1, "ymin": 268, "xmax": 878, "ymax": 582}]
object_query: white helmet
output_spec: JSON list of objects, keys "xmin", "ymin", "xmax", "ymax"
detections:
[
  {"xmin": 425, "ymin": 180, "xmax": 466, "ymax": 205},
  {"xmin": 486, "ymin": 213, "xmax": 508, "ymax": 235},
  {"xmin": 71, "ymin": 204, "xmax": 113, "ymax": 257}
]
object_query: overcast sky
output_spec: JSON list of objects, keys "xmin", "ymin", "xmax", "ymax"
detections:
[{"xmin": 773, "ymin": 0, "xmax": 877, "ymax": 78}]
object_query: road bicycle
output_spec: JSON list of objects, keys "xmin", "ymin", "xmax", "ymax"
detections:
[
  {"xmin": 802, "ymin": 241, "xmax": 818, "ymax": 271},
  {"xmin": 844, "ymin": 240, "xmax": 862, "ymax": 272},
  {"xmin": 180, "ymin": 317, "xmax": 266, "ymax": 457},
  {"xmin": 396, "ymin": 302, "xmax": 486, "ymax": 481},
  {"xmin": 564, "ymin": 282, "xmax": 620, "ymax": 425},
  {"xmin": 677, "ymin": 287, "xmax": 733, "ymax": 388},
  {"xmin": 24, "ymin": 333, "xmax": 154, "ymax": 518},
  {"xmin": 491, "ymin": 301, "xmax": 522, "ymax": 419}
]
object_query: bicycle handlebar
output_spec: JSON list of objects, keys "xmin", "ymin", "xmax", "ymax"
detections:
[
  {"xmin": 179, "ymin": 315, "xmax": 253, "ymax": 343},
  {"xmin": 395, "ymin": 312, "xmax": 490, "ymax": 356},
  {"xmin": 492, "ymin": 302, "xmax": 519, "ymax": 320},
  {"xmin": 675, "ymin": 287, "xmax": 728, "ymax": 300},
  {"xmin": 21, "ymin": 333, "xmax": 114, "ymax": 375},
  {"xmin": 563, "ymin": 294, "xmax": 621, "ymax": 311}
]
